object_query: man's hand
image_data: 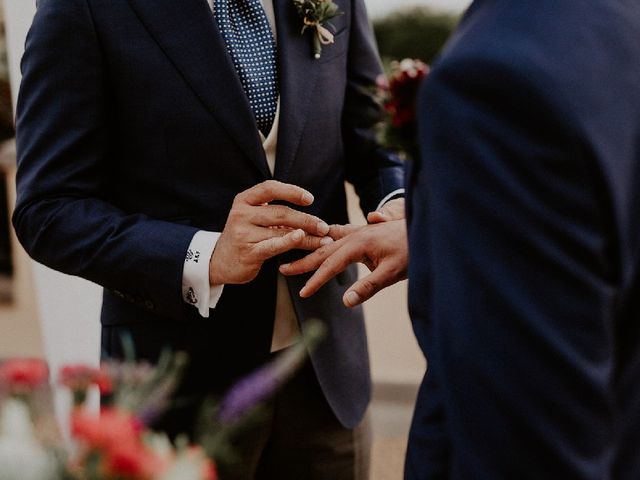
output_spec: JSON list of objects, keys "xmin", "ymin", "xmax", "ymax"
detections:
[
  {"xmin": 279, "ymin": 220, "xmax": 408, "ymax": 308},
  {"xmin": 210, "ymin": 180, "xmax": 332, "ymax": 285},
  {"xmin": 367, "ymin": 197, "xmax": 405, "ymax": 224}
]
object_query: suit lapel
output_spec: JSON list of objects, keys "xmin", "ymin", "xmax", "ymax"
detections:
[
  {"xmin": 126, "ymin": 0, "xmax": 271, "ymax": 178},
  {"xmin": 272, "ymin": 0, "xmax": 321, "ymax": 181}
]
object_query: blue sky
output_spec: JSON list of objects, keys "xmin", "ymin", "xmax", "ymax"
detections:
[{"xmin": 365, "ymin": 0, "xmax": 472, "ymax": 18}]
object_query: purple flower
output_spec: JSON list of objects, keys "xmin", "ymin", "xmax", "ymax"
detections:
[{"xmin": 218, "ymin": 321, "xmax": 325, "ymax": 423}]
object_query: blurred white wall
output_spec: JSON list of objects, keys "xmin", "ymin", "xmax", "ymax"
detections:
[
  {"xmin": 4, "ymin": 0, "xmax": 102, "ymax": 375},
  {"xmin": 0, "ymin": 155, "xmax": 42, "ymax": 358},
  {"xmin": 3, "ymin": 0, "xmax": 30, "ymax": 101},
  {"xmin": 2, "ymin": 0, "xmax": 427, "ymax": 387}
]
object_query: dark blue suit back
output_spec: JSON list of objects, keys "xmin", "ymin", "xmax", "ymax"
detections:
[{"xmin": 406, "ymin": 0, "xmax": 640, "ymax": 478}]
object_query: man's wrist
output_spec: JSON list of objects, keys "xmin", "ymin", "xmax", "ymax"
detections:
[{"xmin": 208, "ymin": 248, "xmax": 224, "ymax": 287}]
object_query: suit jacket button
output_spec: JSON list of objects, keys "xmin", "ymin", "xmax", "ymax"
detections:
[{"xmin": 144, "ymin": 300, "xmax": 155, "ymax": 310}]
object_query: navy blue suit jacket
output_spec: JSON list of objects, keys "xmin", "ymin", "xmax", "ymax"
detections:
[
  {"xmin": 13, "ymin": 0, "xmax": 404, "ymax": 431},
  {"xmin": 406, "ymin": 0, "xmax": 640, "ymax": 478}
]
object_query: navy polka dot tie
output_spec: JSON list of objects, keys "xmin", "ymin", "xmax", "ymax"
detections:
[{"xmin": 214, "ymin": 0, "xmax": 279, "ymax": 137}]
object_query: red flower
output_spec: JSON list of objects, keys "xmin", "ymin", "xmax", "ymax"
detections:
[
  {"xmin": 71, "ymin": 408, "xmax": 143, "ymax": 452},
  {"xmin": 375, "ymin": 59, "xmax": 430, "ymax": 156},
  {"xmin": 0, "ymin": 358, "xmax": 49, "ymax": 392},
  {"xmin": 59, "ymin": 364, "xmax": 113, "ymax": 395},
  {"xmin": 385, "ymin": 59, "xmax": 430, "ymax": 130},
  {"xmin": 71, "ymin": 408, "xmax": 165, "ymax": 479},
  {"xmin": 203, "ymin": 461, "xmax": 218, "ymax": 480},
  {"xmin": 104, "ymin": 444, "xmax": 164, "ymax": 479}
]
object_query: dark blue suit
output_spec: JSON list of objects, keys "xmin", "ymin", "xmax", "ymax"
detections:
[
  {"xmin": 13, "ymin": 0, "xmax": 403, "ymax": 432},
  {"xmin": 406, "ymin": 0, "xmax": 640, "ymax": 478}
]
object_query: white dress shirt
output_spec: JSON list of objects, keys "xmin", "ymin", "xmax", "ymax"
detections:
[{"xmin": 183, "ymin": 0, "xmax": 403, "ymax": 351}]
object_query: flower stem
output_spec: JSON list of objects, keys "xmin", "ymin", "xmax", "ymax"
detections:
[{"xmin": 313, "ymin": 31, "xmax": 322, "ymax": 59}]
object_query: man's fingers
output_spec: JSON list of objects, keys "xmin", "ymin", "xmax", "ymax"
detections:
[
  {"xmin": 328, "ymin": 223, "xmax": 362, "ymax": 241},
  {"xmin": 298, "ymin": 242, "xmax": 364, "ymax": 298},
  {"xmin": 262, "ymin": 228, "xmax": 332, "ymax": 251},
  {"xmin": 297, "ymin": 235, "xmax": 334, "ymax": 251},
  {"xmin": 254, "ymin": 229, "xmax": 309, "ymax": 260},
  {"xmin": 237, "ymin": 180, "xmax": 314, "ymax": 207},
  {"xmin": 342, "ymin": 265, "xmax": 397, "ymax": 307},
  {"xmin": 253, "ymin": 205, "xmax": 329, "ymax": 236},
  {"xmin": 279, "ymin": 241, "xmax": 342, "ymax": 276}
]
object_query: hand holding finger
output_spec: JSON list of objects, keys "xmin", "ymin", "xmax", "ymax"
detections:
[
  {"xmin": 279, "ymin": 240, "xmax": 343, "ymax": 276},
  {"xmin": 262, "ymin": 228, "xmax": 332, "ymax": 250},
  {"xmin": 283, "ymin": 220, "xmax": 409, "ymax": 304},
  {"xmin": 210, "ymin": 181, "xmax": 326, "ymax": 286},
  {"xmin": 254, "ymin": 229, "xmax": 308, "ymax": 260},
  {"xmin": 328, "ymin": 223, "xmax": 362, "ymax": 241},
  {"xmin": 253, "ymin": 204, "xmax": 329, "ymax": 236},
  {"xmin": 297, "ymin": 235, "xmax": 334, "ymax": 251}
]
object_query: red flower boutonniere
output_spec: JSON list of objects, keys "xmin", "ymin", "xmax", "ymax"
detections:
[
  {"xmin": 376, "ymin": 59, "xmax": 430, "ymax": 159},
  {"xmin": 293, "ymin": 0, "xmax": 344, "ymax": 59}
]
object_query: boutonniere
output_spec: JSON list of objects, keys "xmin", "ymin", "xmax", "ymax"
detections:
[{"xmin": 293, "ymin": 0, "xmax": 344, "ymax": 60}]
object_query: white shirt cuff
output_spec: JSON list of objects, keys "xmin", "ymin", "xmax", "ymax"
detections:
[
  {"xmin": 376, "ymin": 188, "xmax": 405, "ymax": 211},
  {"xmin": 182, "ymin": 231, "xmax": 225, "ymax": 318}
]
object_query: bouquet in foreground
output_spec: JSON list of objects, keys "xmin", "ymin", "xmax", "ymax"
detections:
[
  {"xmin": 376, "ymin": 58, "xmax": 430, "ymax": 160},
  {"xmin": 0, "ymin": 321, "xmax": 325, "ymax": 479}
]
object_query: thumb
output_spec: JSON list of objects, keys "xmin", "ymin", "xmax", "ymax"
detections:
[{"xmin": 367, "ymin": 211, "xmax": 389, "ymax": 224}]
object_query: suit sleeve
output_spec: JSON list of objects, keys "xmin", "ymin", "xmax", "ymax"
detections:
[
  {"xmin": 407, "ymin": 54, "xmax": 617, "ymax": 478},
  {"xmin": 13, "ymin": 0, "xmax": 199, "ymax": 321},
  {"xmin": 341, "ymin": 0, "xmax": 405, "ymax": 215}
]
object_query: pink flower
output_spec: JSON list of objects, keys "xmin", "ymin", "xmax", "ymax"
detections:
[{"xmin": 0, "ymin": 359, "xmax": 49, "ymax": 393}]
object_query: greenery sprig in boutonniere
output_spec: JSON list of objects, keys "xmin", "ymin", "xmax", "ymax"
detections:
[{"xmin": 293, "ymin": 0, "xmax": 344, "ymax": 59}]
